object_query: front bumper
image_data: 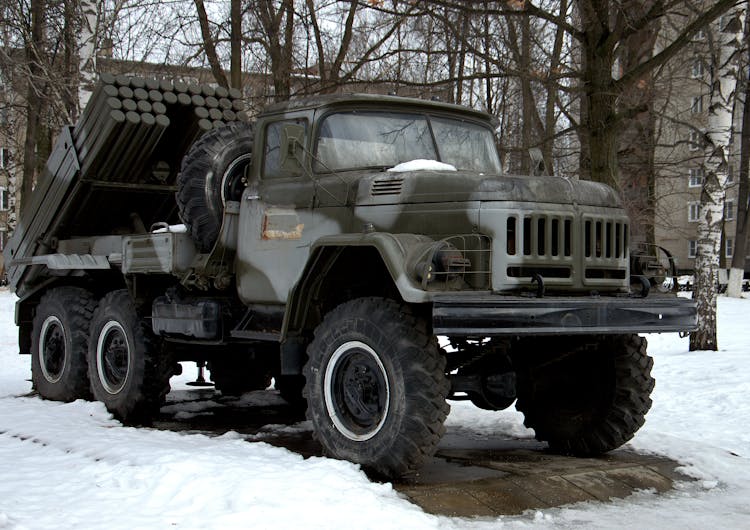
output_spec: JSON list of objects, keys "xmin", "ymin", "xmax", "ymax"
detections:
[{"xmin": 432, "ymin": 294, "xmax": 696, "ymax": 336}]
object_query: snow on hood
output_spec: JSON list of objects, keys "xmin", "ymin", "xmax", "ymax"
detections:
[{"xmin": 387, "ymin": 159, "xmax": 457, "ymax": 172}]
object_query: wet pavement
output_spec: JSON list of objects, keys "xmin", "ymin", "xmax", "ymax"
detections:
[{"xmin": 154, "ymin": 386, "xmax": 690, "ymax": 517}]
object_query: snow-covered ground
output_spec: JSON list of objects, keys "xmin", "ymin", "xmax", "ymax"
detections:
[{"xmin": 1, "ymin": 289, "xmax": 749, "ymax": 529}]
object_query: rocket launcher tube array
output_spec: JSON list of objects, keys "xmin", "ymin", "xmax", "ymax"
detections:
[
  {"xmin": 2, "ymin": 73, "xmax": 248, "ymax": 294},
  {"xmin": 72, "ymin": 73, "xmax": 248, "ymax": 185}
]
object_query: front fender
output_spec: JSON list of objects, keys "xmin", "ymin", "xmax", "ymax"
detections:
[{"xmin": 282, "ymin": 233, "xmax": 435, "ymax": 338}]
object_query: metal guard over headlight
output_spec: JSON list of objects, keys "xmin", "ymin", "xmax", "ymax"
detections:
[{"xmin": 410, "ymin": 235, "xmax": 492, "ymax": 291}]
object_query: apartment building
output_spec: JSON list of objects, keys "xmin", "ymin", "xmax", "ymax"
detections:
[{"xmin": 654, "ymin": 15, "xmax": 747, "ymax": 276}]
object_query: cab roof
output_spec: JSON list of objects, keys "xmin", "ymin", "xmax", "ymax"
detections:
[{"xmin": 259, "ymin": 93, "xmax": 495, "ymax": 123}]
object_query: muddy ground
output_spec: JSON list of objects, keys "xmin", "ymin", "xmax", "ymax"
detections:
[{"xmin": 153, "ymin": 386, "xmax": 689, "ymax": 517}]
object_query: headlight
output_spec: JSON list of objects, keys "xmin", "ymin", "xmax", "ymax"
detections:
[{"xmin": 414, "ymin": 242, "xmax": 471, "ymax": 287}]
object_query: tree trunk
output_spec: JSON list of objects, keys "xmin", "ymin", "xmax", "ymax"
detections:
[
  {"xmin": 616, "ymin": 1, "xmax": 660, "ymax": 246},
  {"xmin": 20, "ymin": 0, "xmax": 45, "ymax": 214},
  {"xmin": 543, "ymin": 0, "xmax": 568, "ymax": 173},
  {"xmin": 455, "ymin": 10, "xmax": 469, "ymax": 105},
  {"xmin": 76, "ymin": 0, "xmax": 99, "ymax": 112},
  {"xmin": 577, "ymin": 0, "xmax": 619, "ymax": 188},
  {"xmin": 62, "ymin": 0, "xmax": 77, "ymax": 119},
  {"xmin": 230, "ymin": 0, "xmax": 242, "ymax": 90},
  {"xmin": 581, "ymin": 55, "xmax": 619, "ymax": 187},
  {"xmin": 520, "ymin": 14, "xmax": 533, "ymax": 175},
  {"xmin": 727, "ymin": 11, "xmax": 750, "ymax": 298},
  {"xmin": 258, "ymin": 0, "xmax": 294, "ymax": 101},
  {"xmin": 194, "ymin": 0, "xmax": 229, "ymax": 89},
  {"xmin": 690, "ymin": 9, "xmax": 745, "ymax": 351}
]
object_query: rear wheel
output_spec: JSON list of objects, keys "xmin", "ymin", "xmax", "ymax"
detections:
[
  {"xmin": 31, "ymin": 287, "xmax": 96, "ymax": 401},
  {"xmin": 514, "ymin": 334, "xmax": 654, "ymax": 455},
  {"xmin": 304, "ymin": 298, "xmax": 449, "ymax": 479},
  {"xmin": 88, "ymin": 290, "xmax": 172, "ymax": 423}
]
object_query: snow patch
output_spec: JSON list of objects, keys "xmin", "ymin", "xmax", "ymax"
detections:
[
  {"xmin": 387, "ymin": 159, "xmax": 457, "ymax": 172},
  {"xmin": 151, "ymin": 224, "xmax": 187, "ymax": 234},
  {"xmin": 1, "ymin": 290, "xmax": 750, "ymax": 528}
]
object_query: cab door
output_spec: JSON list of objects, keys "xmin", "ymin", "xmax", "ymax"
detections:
[{"xmin": 236, "ymin": 118, "xmax": 316, "ymax": 304}]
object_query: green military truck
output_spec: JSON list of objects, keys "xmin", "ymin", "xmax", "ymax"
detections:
[{"xmin": 4, "ymin": 75, "xmax": 695, "ymax": 479}]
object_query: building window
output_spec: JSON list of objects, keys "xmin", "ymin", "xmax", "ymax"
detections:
[
  {"xmin": 0, "ymin": 187, "xmax": 8, "ymax": 211},
  {"xmin": 689, "ymin": 201, "xmax": 700, "ymax": 222},
  {"xmin": 691, "ymin": 59, "xmax": 705, "ymax": 78},
  {"xmin": 725, "ymin": 199, "xmax": 735, "ymax": 221},
  {"xmin": 689, "ymin": 239, "xmax": 697, "ymax": 258},
  {"xmin": 691, "ymin": 96, "xmax": 704, "ymax": 114},
  {"xmin": 726, "ymin": 237, "xmax": 734, "ymax": 258},
  {"xmin": 726, "ymin": 164, "xmax": 734, "ymax": 184},
  {"xmin": 688, "ymin": 130, "xmax": 701, "ymax": 151},
  {"xmin": 689, "ymin": 167, "xmax": 704, "ymax": 187},
  {"xmin": 0, "ymin": 147, "xmax": 10, "ymax": 169}
]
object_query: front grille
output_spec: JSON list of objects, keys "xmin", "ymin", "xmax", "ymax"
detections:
[
  {"xmin": 502, "ymin": 211, "xmax": 628, "ymax": 291},
  {"xmin": 582, "ymin": 216, "xmax": 629, "ymax": 282},
  {"xmin": 506, "ymin": 214, "xmax": 574, "ymax": 258},
  {"xmin": 583, "ymin": 218, "xmax": 628, "ymax": 259}
]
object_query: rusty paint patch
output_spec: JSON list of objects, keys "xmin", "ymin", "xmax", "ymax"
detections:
[{"xmin": 262, "ymin": 207, "xmax": 304, "ymax": 240}]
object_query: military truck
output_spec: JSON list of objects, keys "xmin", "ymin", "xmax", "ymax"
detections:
[{"xmin": 4, "ymin": 75, "xmax": 696, "ymax": 479}]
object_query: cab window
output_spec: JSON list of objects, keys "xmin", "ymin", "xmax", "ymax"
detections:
[{"xmin": 263, "ymin": 118, "xmax": 308, "ymax": 179}]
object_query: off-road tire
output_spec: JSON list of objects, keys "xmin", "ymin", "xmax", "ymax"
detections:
[
  {"xmin": 30, "ymin": 286, "xmax": 96, "ymax": 401},
  {"xmin": 87, "ymin": 290, "xmax": 172, "ymax": 424},
  {"xmin": 304, "ymin": 297, "xmax": 450, "ymax": 479},
  {"xmin": 515, "ymin": 334, "xmax": 654, "ymax": 456},
  {"xmin": 176, "ymin": 121, "xmax": 254, "ymax": 252}
]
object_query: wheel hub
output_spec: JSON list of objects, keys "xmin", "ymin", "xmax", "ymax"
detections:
[
  {"xmin": 324, "ymin": 341, "xmax": 390, "ymax": 441},
  {"xmin": 97, "ymin": 321, "xmax": 131, "ymax": 395},
  {"xmin": 39, "ymin": 316, "xmax": 66, "ymax": 383}
]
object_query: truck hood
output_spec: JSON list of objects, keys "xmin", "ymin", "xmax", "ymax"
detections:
[{"xmin": 355, "ymin": 170, "xmax": 622, "ymax": 208}]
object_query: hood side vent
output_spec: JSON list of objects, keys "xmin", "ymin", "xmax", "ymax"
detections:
[{"xmin": 371, "ymin": 178, "xmax": 404, "ymax": 196}]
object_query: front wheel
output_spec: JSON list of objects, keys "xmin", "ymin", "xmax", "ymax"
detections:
[
  {"xmin": 514, "ymin": 334, "xmax": 654, "ymax": 456},
  {"xmin": 304, "ymin": 298, "xmax": 449, "ymax": 479},
  {"xmin": 87, "ymin": 290, "xmax": 172, "ymax": 423}
]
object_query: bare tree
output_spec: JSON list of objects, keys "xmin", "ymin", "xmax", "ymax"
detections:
[
  {"xmin": 691, "ymin": 8, "xmax": 745, "ymax": 351},
  {"xmin": 20, "ymin": 0, "xmax": 46, "ymax": 214},
  {"xmin": 727, "ymin": 9, "xmax": 750, "ymax": 297},
  {"xmin": 194, "ymin": 0, "xmax": 230, "ymax": 88}
]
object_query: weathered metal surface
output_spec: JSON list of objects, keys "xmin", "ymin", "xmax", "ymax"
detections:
[
  {"xmin": 11, "ymin": 253, "xmax": 110, "ymax": 270},
  {"xmin": 122, "ymin": 233, "xmax": 197, "ymax": 274}
]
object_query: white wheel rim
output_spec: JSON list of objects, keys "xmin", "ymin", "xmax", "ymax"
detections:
[
  {"xmin": 96, "ymin": 321, "xmax": 131, "ymax": 395},
  {"xmin": 39, "ymin": 315, "xmax": 65, "ymax": 383},
  {"xmin": 323, "ymin": 340, "xmax": 390, "ymax": 442}
]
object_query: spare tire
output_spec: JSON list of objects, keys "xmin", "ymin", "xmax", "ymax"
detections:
[{"xmin": 176, "ymin": 121, "xmax": 254, "ymax": 252}]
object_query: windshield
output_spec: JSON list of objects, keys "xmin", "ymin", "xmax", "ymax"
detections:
[{"xmin": 314, "ymin": 111, "xmax": 501, "ymax": 174}]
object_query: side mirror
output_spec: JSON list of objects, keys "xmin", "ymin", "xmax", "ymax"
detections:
[
  {"xmin": 528, "ymin": 147, "xmax": 546, "ymax": 176},
  {"xmin": 280, "ymin": 124, "xmax": 306, "ymax": 174}
]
